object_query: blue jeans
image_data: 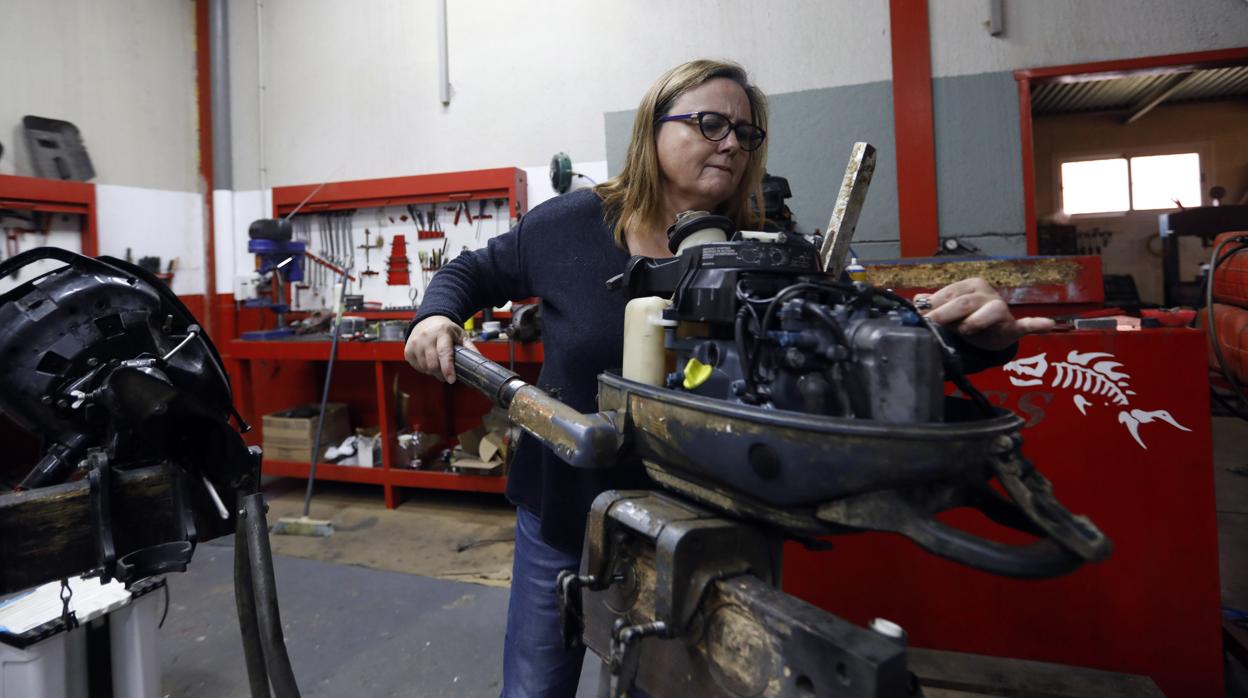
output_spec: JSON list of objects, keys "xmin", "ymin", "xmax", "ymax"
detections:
[{"xmin": 501, "ymin": 507, "xmax": 586, "ymax": 697}]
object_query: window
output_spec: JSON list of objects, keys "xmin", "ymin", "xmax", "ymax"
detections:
[
  {"xmin": 1061, "ymin": 159, "xmax": 1129, "ymax": 215},
  {"xmin": 1060, "ymin": 152, "xmax": 1202, "ymax": 215}
]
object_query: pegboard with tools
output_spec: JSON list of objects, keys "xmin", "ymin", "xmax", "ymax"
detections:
[{"xmin": 269, "ymin": 168, "xmax": 527, "ymax": 315}]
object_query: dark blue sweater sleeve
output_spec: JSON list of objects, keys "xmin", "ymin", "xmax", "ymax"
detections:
[
  {"xmin": 939, "ymin": 326, "xmax": 1018, "ymax": 373},
  {"xmin": 408, "ymin": 218, "xmax": 532, "ymax": 334}
]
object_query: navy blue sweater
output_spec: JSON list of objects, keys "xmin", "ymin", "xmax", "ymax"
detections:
[
  {"xmin": 414, "ymin": 189, "xmax": 652, "ymax": 552},
  {"xmin": 413, "ymin": 188, "xmax": 1015, "ymax": 552}
]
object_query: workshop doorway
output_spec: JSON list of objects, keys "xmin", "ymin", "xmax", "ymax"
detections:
[{"xmin": 1014, "ymin": 48, "xmax": 1248, "ymax": 307}]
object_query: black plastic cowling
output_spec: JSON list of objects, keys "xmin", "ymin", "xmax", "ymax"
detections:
[{"xmin": 0, "ymin": 247, "xmax": 251, "ymax": 491}]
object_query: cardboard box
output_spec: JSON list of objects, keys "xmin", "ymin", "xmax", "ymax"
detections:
[
  {"xmin": 478, "ymin": 431, "xmax": 505, "ymax": 463},
  {"xmin": 262, "ymin": 443, "xmax": 323, "ymax": 463},
  {"xmin": 448, "ymin": 456, "xmax": 504, "ymax": 476},
  {"xmin": 456, "ymin": 425, "xmax": 486, "ymax": 460},
  {"xmin": 261, "ymin": 403, "xmax": 350, "ymax": 463}
]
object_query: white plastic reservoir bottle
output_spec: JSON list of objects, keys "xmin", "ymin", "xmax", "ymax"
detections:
[{"xmin": 622, "ymin": 297, "xmax": 673, "ymax": 386}]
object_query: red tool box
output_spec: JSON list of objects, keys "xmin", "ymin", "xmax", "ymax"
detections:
[{"xmin": 784, "ymin": 327, "xmax": 1220, "ymax": 697}]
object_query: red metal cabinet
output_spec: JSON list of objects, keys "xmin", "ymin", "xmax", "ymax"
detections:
[
  {"xmin": 784, "ymin": 328, "xmax": 1221, "ymax": 697},
  {"xmin": 225, "ymin": 339, "xmax": 543, "ymax": 508}
]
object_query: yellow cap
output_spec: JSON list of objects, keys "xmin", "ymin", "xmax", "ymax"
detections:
[
  {"xmin": 847, "ymin": 257, "xmax": 868, "ymax": 283},
  {"xmin": 682, "ymin": 358, "xmax": 713, "ymax": 390}
]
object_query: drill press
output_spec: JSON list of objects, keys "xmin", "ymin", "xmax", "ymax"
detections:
[{"xmin": 241, "ymin": 218, "xmax": 306, "ymax": 341}]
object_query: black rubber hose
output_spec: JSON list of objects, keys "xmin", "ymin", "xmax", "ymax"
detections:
[
  {"xmin": 241, "ymin": 493, "xmax": 302, "ymax": 698},
  {"xmin": 904, "ymin": 516, "xmax": 1083, "ymax": 579},
  {"xmin": 803, "ymin": 301, "xmax": 870, "ymax": 418},
  {"xmin": 734, "ymin": 306, "xmax": 759, "ymax": 400},
  {"xmin": 234, "ymin": 500, "xmax": 271, "ymax": 698},
  {"xmin": 750, "ymin": 282, "xmax": 850, "ymax": 388}
]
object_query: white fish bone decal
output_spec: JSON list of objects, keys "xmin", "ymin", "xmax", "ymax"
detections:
[{"xmin": 1002, "ymin": 350, "xmax": 1190, "ymax": 449}]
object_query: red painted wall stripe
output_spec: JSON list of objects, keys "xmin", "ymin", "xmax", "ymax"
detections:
[
  {"xmin": 194, "ymin": 0, "xmax": 217, "ymax": 338},
  {"xmin": 889, "ymin": 0, "xmax": 939, "ymax": 258},
  {"xmin": 1015, "ymin": 45, "xmax": 1248, "ymax": 82},
  {"xmin": 1016, "ymin": 78, "xmax": 1039, "ymax": 255}
]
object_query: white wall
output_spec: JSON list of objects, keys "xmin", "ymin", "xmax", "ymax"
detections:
[
  {"xmin": 0, "ymin": 0, "xmax": 208, "ymax": 304},
  {"xmin": 242, "ymin": 0, "xmax": 894, "ymax": 188},
  {"xmin": 0, "ymin": 186, "xmax": 205, "ymax": 296},
  {"xmin": 228, "ymin": 0, "xmax": 264, "ymax": 192},
  {"xmin": 96, "ymin": 185, "xmax": 207, "ymax": 296},
  {"xmin": 227, "ymin": 0, "xmax": 1247, "ymax": 306},
  {"xmin": 931, "ymin": 0, "xmax": 1248, "ymax": 78},
  {"xmin": 244, "ymin": 0, "xmax": 1248, "ymax": 192},
  {"xmin": 0, "ymin": 0, "xmax": 201, "ymax": 191}
]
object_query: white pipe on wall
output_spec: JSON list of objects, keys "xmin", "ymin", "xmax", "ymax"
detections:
[
  {"xmin": 436, "ymin": 0, "xmax": 450, "ymax": 105},
  {"xmin": 988, "ymin": 0, "xmax": 1004, "ymax": 37},
  {"xmin": 256, "ymin": 0, "xmax": 267, "ymax": 191}
]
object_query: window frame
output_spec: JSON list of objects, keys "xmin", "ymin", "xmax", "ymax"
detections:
[{"xmin": 1053, "ymin": 142, "xmax": 1211, "ymax": 219}]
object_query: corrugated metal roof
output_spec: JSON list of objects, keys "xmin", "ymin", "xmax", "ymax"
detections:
[
  {"xmin": 1170, "ymin": 66, "xmax": 1248, "ymax": 102},
  {"xmin": 1032, "ymin": 65, "xmax": 1248, "ymax": 116}
]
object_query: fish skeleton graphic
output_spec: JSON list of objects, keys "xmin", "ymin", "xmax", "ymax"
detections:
[{"xmin": 1001, "ymin": 350, "xmax": 1190, "ymax": 449}]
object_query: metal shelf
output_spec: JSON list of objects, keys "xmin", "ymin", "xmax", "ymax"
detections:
[
  {"xmin": 225, "ymin": 338, "xmax": 542, "ymax": 363},
  {"xmin": 260, "ymin": 458, "xmax": 506, "ymax": 495},
  {"xmin": 224, "ymin": 338, "xmax": 539, "ymax": 507}
]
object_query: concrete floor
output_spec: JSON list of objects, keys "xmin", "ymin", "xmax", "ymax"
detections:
[
  {"xmin": 159, "ymin": 485, "xmax": 602, "ymax": 697},
  {"xmin": 158, "ymin": 540, "xmax": 602, "ymax": 697},
  {"xmin": 161, "ymin": 541, "xmax": 510, "ymax": 696},
  {"xmin": 158, "ymin": 417, "xmax": 1248, "ymax": 696},
  {"xmin": 261, "ymin": 480, "xmax": 517, "ymax": 588}
]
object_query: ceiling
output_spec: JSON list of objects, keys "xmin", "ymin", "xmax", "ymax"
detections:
[{"xmin": 1031, "ymin": 65, "xmax": 1248, "ymax": 117}]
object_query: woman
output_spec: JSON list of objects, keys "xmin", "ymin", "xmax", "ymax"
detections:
[{"xmin": 405, "ymin": 59, "xmax": 1052, "ymax": 696}]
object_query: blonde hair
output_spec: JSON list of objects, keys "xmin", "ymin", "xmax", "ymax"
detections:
[{"xmin": 595, "ymin": 59, "xmax": 769, "ymax": 249}]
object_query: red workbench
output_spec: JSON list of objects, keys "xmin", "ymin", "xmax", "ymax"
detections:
[
  {"xmin": 784, "ymin": 327, "xmax": 1221, "ymax": 697},
  {"xmin": 224, "ymin": 338, "xmax": 543, "ymax": 507}
]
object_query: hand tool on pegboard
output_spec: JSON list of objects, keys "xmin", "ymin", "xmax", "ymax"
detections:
[
  {"xmin": 411, "ymin": 203, "xmax": 426, "ymax": 242},
  {"xmin": 343, "ymin": 211, "xmax": 356, "ymax": 293},
  {"xmin": 319, "ymin": 213, "xmax": 333, "ymax": 299},
  {"xmin": 417, "ymin": 205, "xmax": 443, "ymax": 240},
  {"xmin": 293, "ymin": 217, "xmax": 311, "ymax": 291},
  {"xmin": 330, "ymin": 213, "xmax": 341, "ymax": 299},
  {"xmin": 315, "ymin": 215, "xmax": 325, "ymax": 295},
  {"xmin": 418, "ymin": 238, "xmax": 450, "ymax": 289},
  {"xmin": 452, "ymin": 200, "xmax": 472, "ymax": 227},
  {"xmin": 386, "ymin": 233, "xmax": 411, "ymax": 286},
  {"xmin": 474, "ymin": 199, "xmax": 492, "ymax": 240},
  {"xmin": 358, "ymin": 229, "xmax": 383, "ymax": 279}
]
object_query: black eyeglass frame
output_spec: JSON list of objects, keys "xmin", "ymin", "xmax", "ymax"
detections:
[{"xmin": 655, "ymin": 111, "xmax": 766, "ymax": 152}]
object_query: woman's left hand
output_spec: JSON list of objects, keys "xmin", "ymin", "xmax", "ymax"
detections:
[{"xmin": 915, "ymin": 277, "xmax": 1055, "ymax": 351}]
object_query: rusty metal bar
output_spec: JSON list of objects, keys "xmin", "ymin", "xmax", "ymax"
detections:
[{"xmin": 820, "ymin": 142, "xmax": 877, "ymax": 275}]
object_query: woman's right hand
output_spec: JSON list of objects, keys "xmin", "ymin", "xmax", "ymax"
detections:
[{"xmin": 404, "ymin": 316, "xmax": 477, "ymax": 383}]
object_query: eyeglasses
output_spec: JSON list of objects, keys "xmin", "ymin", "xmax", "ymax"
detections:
[{"xmin": 656, "ymin": 111, "xmax": 766, "ymax": 152}]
